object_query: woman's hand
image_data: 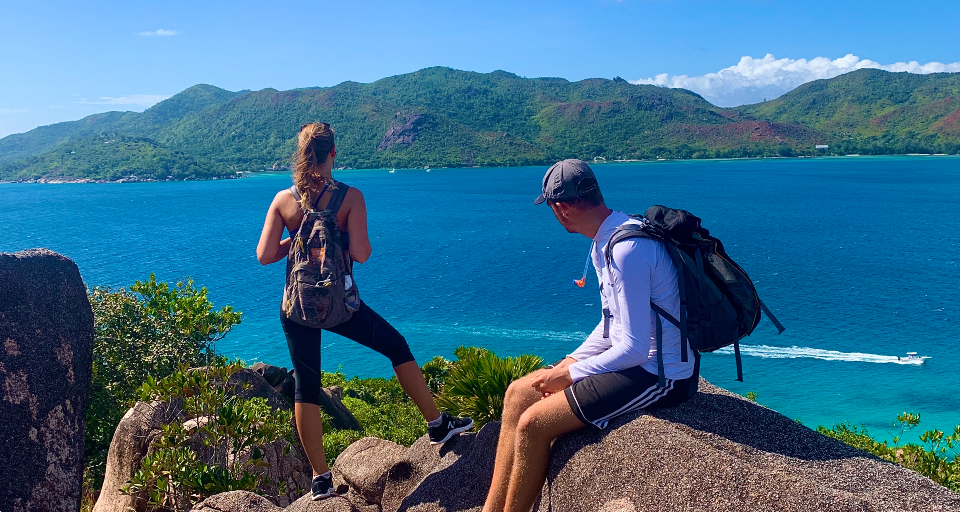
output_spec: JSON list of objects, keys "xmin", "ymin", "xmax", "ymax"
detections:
[{"xmin": 529, "ymin": 366, "xmax": 573, "ymax": 398}]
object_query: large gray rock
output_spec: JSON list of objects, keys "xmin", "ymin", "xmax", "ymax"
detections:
[
  {"xmin": 228, "ymin": 367, "xmax": 291, "ymax": 411},
  {"xmin": 392, "ymin": 423, "xmax": 500, "ymax": 512},
  {"xmin": 333, "ymin": 437, "xmax": 407, "ymax": 504},
  {"xmin": 285, "ymin": 493, "xmax": 379, "ymax": 512},
  {"xmin": 0, "ymin": 249, "xmax": 94, "ymax": 512},
  {"xmin": 380, "ymin": 435, "xmax": 443, "ymax": 512},
  {"xmin": 250, "ymin": 362, "xmax": 360, "ymax": 431},
  {"xmin": 93, "ymin": 400, "xmax": 183, "ymax": 512},
  {"xmin": 320, "ymin": 386, "xmax": 362, "ymax": 431},
  {"xmin": 192, "ymin": 490, "xmax": 282, "ymax": 512},
  {"xmin": 252, "ymin": 362, "xmax": 290, "ymax": 388},
  {"xmin": 535, "ymin": 379, "xmax": 960, "ymax": 512}
]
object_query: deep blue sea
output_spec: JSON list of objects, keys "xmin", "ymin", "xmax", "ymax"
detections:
[{"xmin": 2, "ymin": 156, "xmax": 958, "ymax": 442}]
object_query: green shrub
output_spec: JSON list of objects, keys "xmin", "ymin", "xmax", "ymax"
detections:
[
  {"xmin": 434, "ymin": 346, "xmax": 543, "ymax": 427},
  {"xmin": 315, "ymin": 350, "xmax": 545, "ymax": 464},
  {"xmin": 85, "ymin": 275, "xmax": 241, "ymax": 490},
  {"xmin": 819, "ymin": 412, "xmax": 960, "ymax": 491},
  {"xmin": 122, "ymin": 362, "xmax": 294, "ymax": 511}
]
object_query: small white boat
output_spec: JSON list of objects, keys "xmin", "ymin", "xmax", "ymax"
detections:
[
  {"xmin": 897, "ymin": 352, "xmax": 930, "ymax": 365},
  {"xmin": 389, "ymin": 169, "xmax": 396, "ymax": 173}
]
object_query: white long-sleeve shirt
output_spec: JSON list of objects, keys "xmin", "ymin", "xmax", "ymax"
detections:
[{"xmin": 567, "ymin": 211, "xmax": 695, "ymax": 382}]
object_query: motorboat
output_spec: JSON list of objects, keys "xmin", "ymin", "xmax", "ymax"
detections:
[{"xmin": 897, "ymin": 352, "xmax": 930, "ymax": 365}]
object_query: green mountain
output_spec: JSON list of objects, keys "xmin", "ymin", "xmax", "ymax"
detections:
[
  {"xmin": 2, "ymin": 67, "xmax": 959, "ymax": 181},
  {"xmin": 740, "ymin": 69, "xmax": 960, "ymax": 154}
]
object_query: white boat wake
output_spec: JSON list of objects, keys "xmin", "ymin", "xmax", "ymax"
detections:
[
  {"xmin": 400, "ymin": 323, "xmax": 589, "ymax": 343},
  {"xmin": 714, "ymin": 345, "xmax": 929, "ymax": 365},
  {"xmin": 396, "ymin": 323, "xmax": 929, "ymax": 365}
]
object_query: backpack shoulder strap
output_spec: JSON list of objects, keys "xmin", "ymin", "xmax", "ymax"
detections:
[
  {"xmin": 603, "ymin": 220, "xmax": 659, "ymax": 264},
  {"xmin": 290, "ymin": 185, "xmax": 301, "ymax": 202},
  {"xmin": 325, "ymin": 182, "xmax": 350, "ymax": 214},
  {"xmin": 605, "ymin": 220, "xmax": 693, "ymax": 378}
]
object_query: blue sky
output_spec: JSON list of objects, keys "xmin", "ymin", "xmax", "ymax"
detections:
[{"xmin": 1, "ymin": 0, "xmax": 958, "ymax": 138}]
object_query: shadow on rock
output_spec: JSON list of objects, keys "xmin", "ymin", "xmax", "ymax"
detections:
[{"xmin": 396, "ymin": 422, "xmax": 500, "ymax": 512}]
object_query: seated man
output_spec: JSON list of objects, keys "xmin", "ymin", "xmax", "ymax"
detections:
[{"xmin": 482, "ymin": 159, "xmax": 699, "ymax": 512}]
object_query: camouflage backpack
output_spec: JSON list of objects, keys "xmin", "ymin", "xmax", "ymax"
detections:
[{"xmin": 282, "ymin": 181, "xmax": 360, "ymax": 328}]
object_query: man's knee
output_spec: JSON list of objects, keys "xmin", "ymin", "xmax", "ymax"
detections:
[
  {"xmin": 505, "ymin": 376, "xmax": 538, "ymax": 405},
  {"xmin": 515, "ymin": 408, "xmax": 548, "ymax": 440},
  {"xmin": 503, "ymin": 377, "xmax": 538, "ymax": 421}
]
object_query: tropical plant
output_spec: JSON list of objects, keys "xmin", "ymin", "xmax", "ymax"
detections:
[
  {"xmin": 421, "ymin": 355, "xmax": 452, "ymax": 395},
  {"xmin": 433, "ymin": 346, "xmax": 544, "ymax": 427},
  {"xmin": 818, "ymin": 412, "xmax": 960, "ymax": 491},
  {"xmin": 85, "ymin": 275, "xmax": 241, "ymax": 490},
  {"xmin": 122, "ymin": 362, "xmax": 295, "ymax": 511}
]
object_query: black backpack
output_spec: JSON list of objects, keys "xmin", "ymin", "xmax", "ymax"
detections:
[{"xmin": 604, "ymin": 205, "xmax": 784, "ymax": 387}]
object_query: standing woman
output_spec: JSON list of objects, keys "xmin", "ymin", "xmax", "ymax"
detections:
[{"xmin": 257, "ymin": 122, "xmax": 473, "ymax": 500}]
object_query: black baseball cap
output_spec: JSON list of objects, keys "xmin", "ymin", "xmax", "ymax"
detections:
[{"xmin": 534, "ymin": 159, "xmax": 599, "ymax": 205}]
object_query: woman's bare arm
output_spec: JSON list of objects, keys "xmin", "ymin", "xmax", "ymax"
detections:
[
  {"xmin": 257, "ymin": 191, "xmax": 292, "ymax": 265},
  {"xmin": 346, "ymin": 188, "xmax": 372, "ymax": 263}
]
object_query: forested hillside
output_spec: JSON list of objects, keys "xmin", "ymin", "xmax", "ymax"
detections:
[
  {"xmin": 1, "ymin": 134, "xmax": 230, "ymax": 181},
  {"xmin": 2, "ymin": 67, "xmax": 958, "ymax": 181},
  {"xmin": 739, "ymin": 69, "xmax": 960, "ymax": 154}
]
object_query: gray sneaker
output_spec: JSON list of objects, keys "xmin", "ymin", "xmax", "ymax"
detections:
[{"xmin": 428, "ymin": 412, "xmax": 474, "ymax": 445}]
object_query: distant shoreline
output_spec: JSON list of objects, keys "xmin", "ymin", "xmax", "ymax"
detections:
[{"xmin": 2, "ymin": 153, "xmax": 958, "ymax": 184}]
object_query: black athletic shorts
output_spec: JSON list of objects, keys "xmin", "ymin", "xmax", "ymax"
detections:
[{"xmin": 564, "ymin": 364, "xmax": 699, "ymax": 430}]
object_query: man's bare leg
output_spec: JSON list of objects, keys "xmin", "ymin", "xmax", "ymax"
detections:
[
  {"xmin": 503, "ymin": 391, "xmax": 585, "ymax": 512},
  {"xmin": 482, "ymin": 374, "xmax": 543, "ymax": 512}
]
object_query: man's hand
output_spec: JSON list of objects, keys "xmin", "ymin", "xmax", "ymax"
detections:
[{"xmin": 529, "ymin": 366, "xmax": 573, "ymax": 397}]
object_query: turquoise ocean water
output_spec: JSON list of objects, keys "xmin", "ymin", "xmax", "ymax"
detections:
[{"xmin": 1, "ymin": 156, "xmax": 958, "ymax": 441}]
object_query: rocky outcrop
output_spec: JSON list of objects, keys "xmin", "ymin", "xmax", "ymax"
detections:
[
  {"xmin": 191, "ymin": 379, "xmax": 960, "ymax": 512},
  {"xmin": 377, "ymin": 114, "xmax": 426, "ymax": 152},
  {"xmin": 95, "ymin": 368, "xmax": 313, "ymax": 512},
  {"xmin": 283, "ymin": 492, "xmax": 380, "ymax": 512},
  {"xmin": 192, "ymin": 490, "xmax": 283, "ymax": 512},
  {"xmin": 390, "ymin": 424, "xmax": 499, "ymax": 512},
  {"xmin": 252, "ymin": 362, "xmax": 360, "ymax": 431},
  {"xmin": 535, "ymin": 380, "xmax": 960, "ymax": 512},
  {"xmin": 92, "ymin": 400, "xmax": 183, "ymax": 512},
  {"xmin": 0, "ymin": 249, "xmax": 94, "ymax": 512},
  {"xmin": 333, "ymin": 437, "xmax": 407, "ymax": 504},
  {"xmin": 320, "ymin": 386, "xmax": 362, "ymax": 431},
  {"xmin": 252, "ymin": 362, "xmax": 293, "ymax": 393}
]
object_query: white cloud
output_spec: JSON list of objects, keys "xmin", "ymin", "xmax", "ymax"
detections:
[
  {"xmin": 631, "ymin": 54, "xmax": 960, "ymax": 107},
  {"xmin": 138, "ymin": 29, "xmax": 180, "ymax": 37},
  {"xmin": 77, "ymin": 94, "xmax": 170, "ymax": 107},
  {"xmin": 0, "ymin": 108, "xmax": 30, "ymax": 114}
]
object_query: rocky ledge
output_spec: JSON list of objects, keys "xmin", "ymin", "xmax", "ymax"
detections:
[{"xmin": 191, "ymin": 379, "xmax": 960, "ymax": 512}]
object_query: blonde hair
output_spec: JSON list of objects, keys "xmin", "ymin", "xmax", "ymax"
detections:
[{"xmin": 292, "ymin": 122, "xmax": 336, "ymax": 210}]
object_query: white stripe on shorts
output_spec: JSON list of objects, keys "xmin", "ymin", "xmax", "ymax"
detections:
[{"xmin": 591, "ymin": 378, "xmax": 674, "ymax": 427}]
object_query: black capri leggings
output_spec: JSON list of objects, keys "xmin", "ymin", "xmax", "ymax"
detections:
[{"xmin": 280, "ymin": 301, "xmax": 416, "ymax": 405}]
